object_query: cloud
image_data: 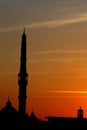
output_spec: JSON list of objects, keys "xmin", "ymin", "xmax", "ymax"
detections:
[
  {"xmin": 31, "ymin": 50, "xmax": 87, "ymax": 55},
  {"xmin": 30, "ymin": 49, "xmax": 87, "ymax": 63},
  {"xmin": 46, "ymin": 90, "xmax": 87, "ymax": 94},
  {"xmin": 27, "ymin": 13, "xmax": 87, "ymax": 29},
  {"xmin": 0, "ymin": 73, "xmax": 16, "ymax": 76},
  {"xmin": 0, "ymin": 12, "xmax": 87, "ymax": 32},
  {"xmin": 31, "ymin": 90, "xmax": 87, "ymax": 94},
  {"xmin": 30, "ymin": 58, "xmax": 87, "ymax": 63},
  {"xmin": 30, "ymin": 90, "xmax": 87, "ymax": 98}
]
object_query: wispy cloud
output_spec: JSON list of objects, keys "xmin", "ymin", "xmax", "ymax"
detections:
[
  {"xmin": 30, "ymin": 58, "xmax": 87, "ymax": 63},
  {"xmin": 30, "ymin": 90, "xmax": 87, "ymax": 98},
  {"xmin": 31, "ymin": 90, "xmax": 87, "ymax": 94},
  {"xmin": 0, "ymin": 13, "xmax": 87, "ymax": 32},
  {"xmin": 30, "ymin": 49, "xmax": 87, "ymax": 63},
  {"xmin": 0, "ymin": 73, "xmax": 16, "ymax": 76},
  {"xmin": 46, "ymin": 90, "xmax": 87, "ymax": 94},
  {"xmin": 31, "ymin": 50, "xmax": 87, "ymax": 55}
]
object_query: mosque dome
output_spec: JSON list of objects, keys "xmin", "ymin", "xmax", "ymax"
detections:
[{"xmin": 0, "ymin": 99, "xmax": 18, "ymax": 121}]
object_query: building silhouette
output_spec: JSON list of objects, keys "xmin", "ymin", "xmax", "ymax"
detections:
[
  {"xmin": 0, "ymin": 29, "xmax": 87, "ymax": 129},
  {"xmin": 77, "ymin": 107, "xmax": 83, "ymax": 118},
  {"xmin": 18, "ymin": 28, "xmax": 28, "ymax": 116},
  {"xmin": 0, "ymin": 29, "xmax": 38, "ymax": 129}
]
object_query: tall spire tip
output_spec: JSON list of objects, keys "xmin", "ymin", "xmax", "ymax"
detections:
[{"xmin": 23, "ymin": 27, "xmax": 25, "ymax": 34}]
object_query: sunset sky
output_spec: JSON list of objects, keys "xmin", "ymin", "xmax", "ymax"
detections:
[{"xmin": 1, "ymin": 0, "xmax": 87, "ymax": 120}]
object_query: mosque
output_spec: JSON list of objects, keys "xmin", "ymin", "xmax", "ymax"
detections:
[
  {"xmin": 0, "ymin": 29, "xmax": 38, "ymax": 129},
  {"xmin": 0, "ymin": 29, "xmax": 87, "ymax": 130}
]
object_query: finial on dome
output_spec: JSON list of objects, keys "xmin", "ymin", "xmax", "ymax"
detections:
[{"xmin": 6, "ymin": 95, "xmax": 11, "ymax": 106}]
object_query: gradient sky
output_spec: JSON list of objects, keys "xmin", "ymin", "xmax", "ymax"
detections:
[{"xmin": 1, "ymin": 0, "xmax": 87, "ymax": 120}]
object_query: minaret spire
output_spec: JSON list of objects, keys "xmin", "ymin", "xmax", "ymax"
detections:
[
  {"xmin": 23, "ymin": 27, "xmax": 25, "ymax": 34},
  {"xmin": 18, "ymin": 28, "xmax": 28, "ymax": 116}
]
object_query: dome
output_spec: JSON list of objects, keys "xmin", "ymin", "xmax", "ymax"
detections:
[
  {"xmin": 0, "ymin": 100, "xmax": 18, "ymax": 121},
  {"xmin": 29, "ymin": 111, "xmax": 38, "ymax": 122}
]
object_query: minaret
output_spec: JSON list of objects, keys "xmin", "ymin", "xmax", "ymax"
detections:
[{"xmin": 18, "ymin": 28, "xmax": 28, "ymax": 115}]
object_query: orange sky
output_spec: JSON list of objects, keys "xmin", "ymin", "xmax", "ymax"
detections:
[{"xmin": 1, "ymin": 1, "xmax": 87, "ymax": 120}]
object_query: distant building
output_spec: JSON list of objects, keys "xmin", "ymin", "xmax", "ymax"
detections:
[{"xmin": 77, "ymin": 107, "xmax": 83, "ymax": 118}]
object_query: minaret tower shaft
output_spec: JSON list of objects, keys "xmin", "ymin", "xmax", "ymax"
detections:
[{"xmin": 18, "ymin": 28, "xmax": 28, "ymax": 115}]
